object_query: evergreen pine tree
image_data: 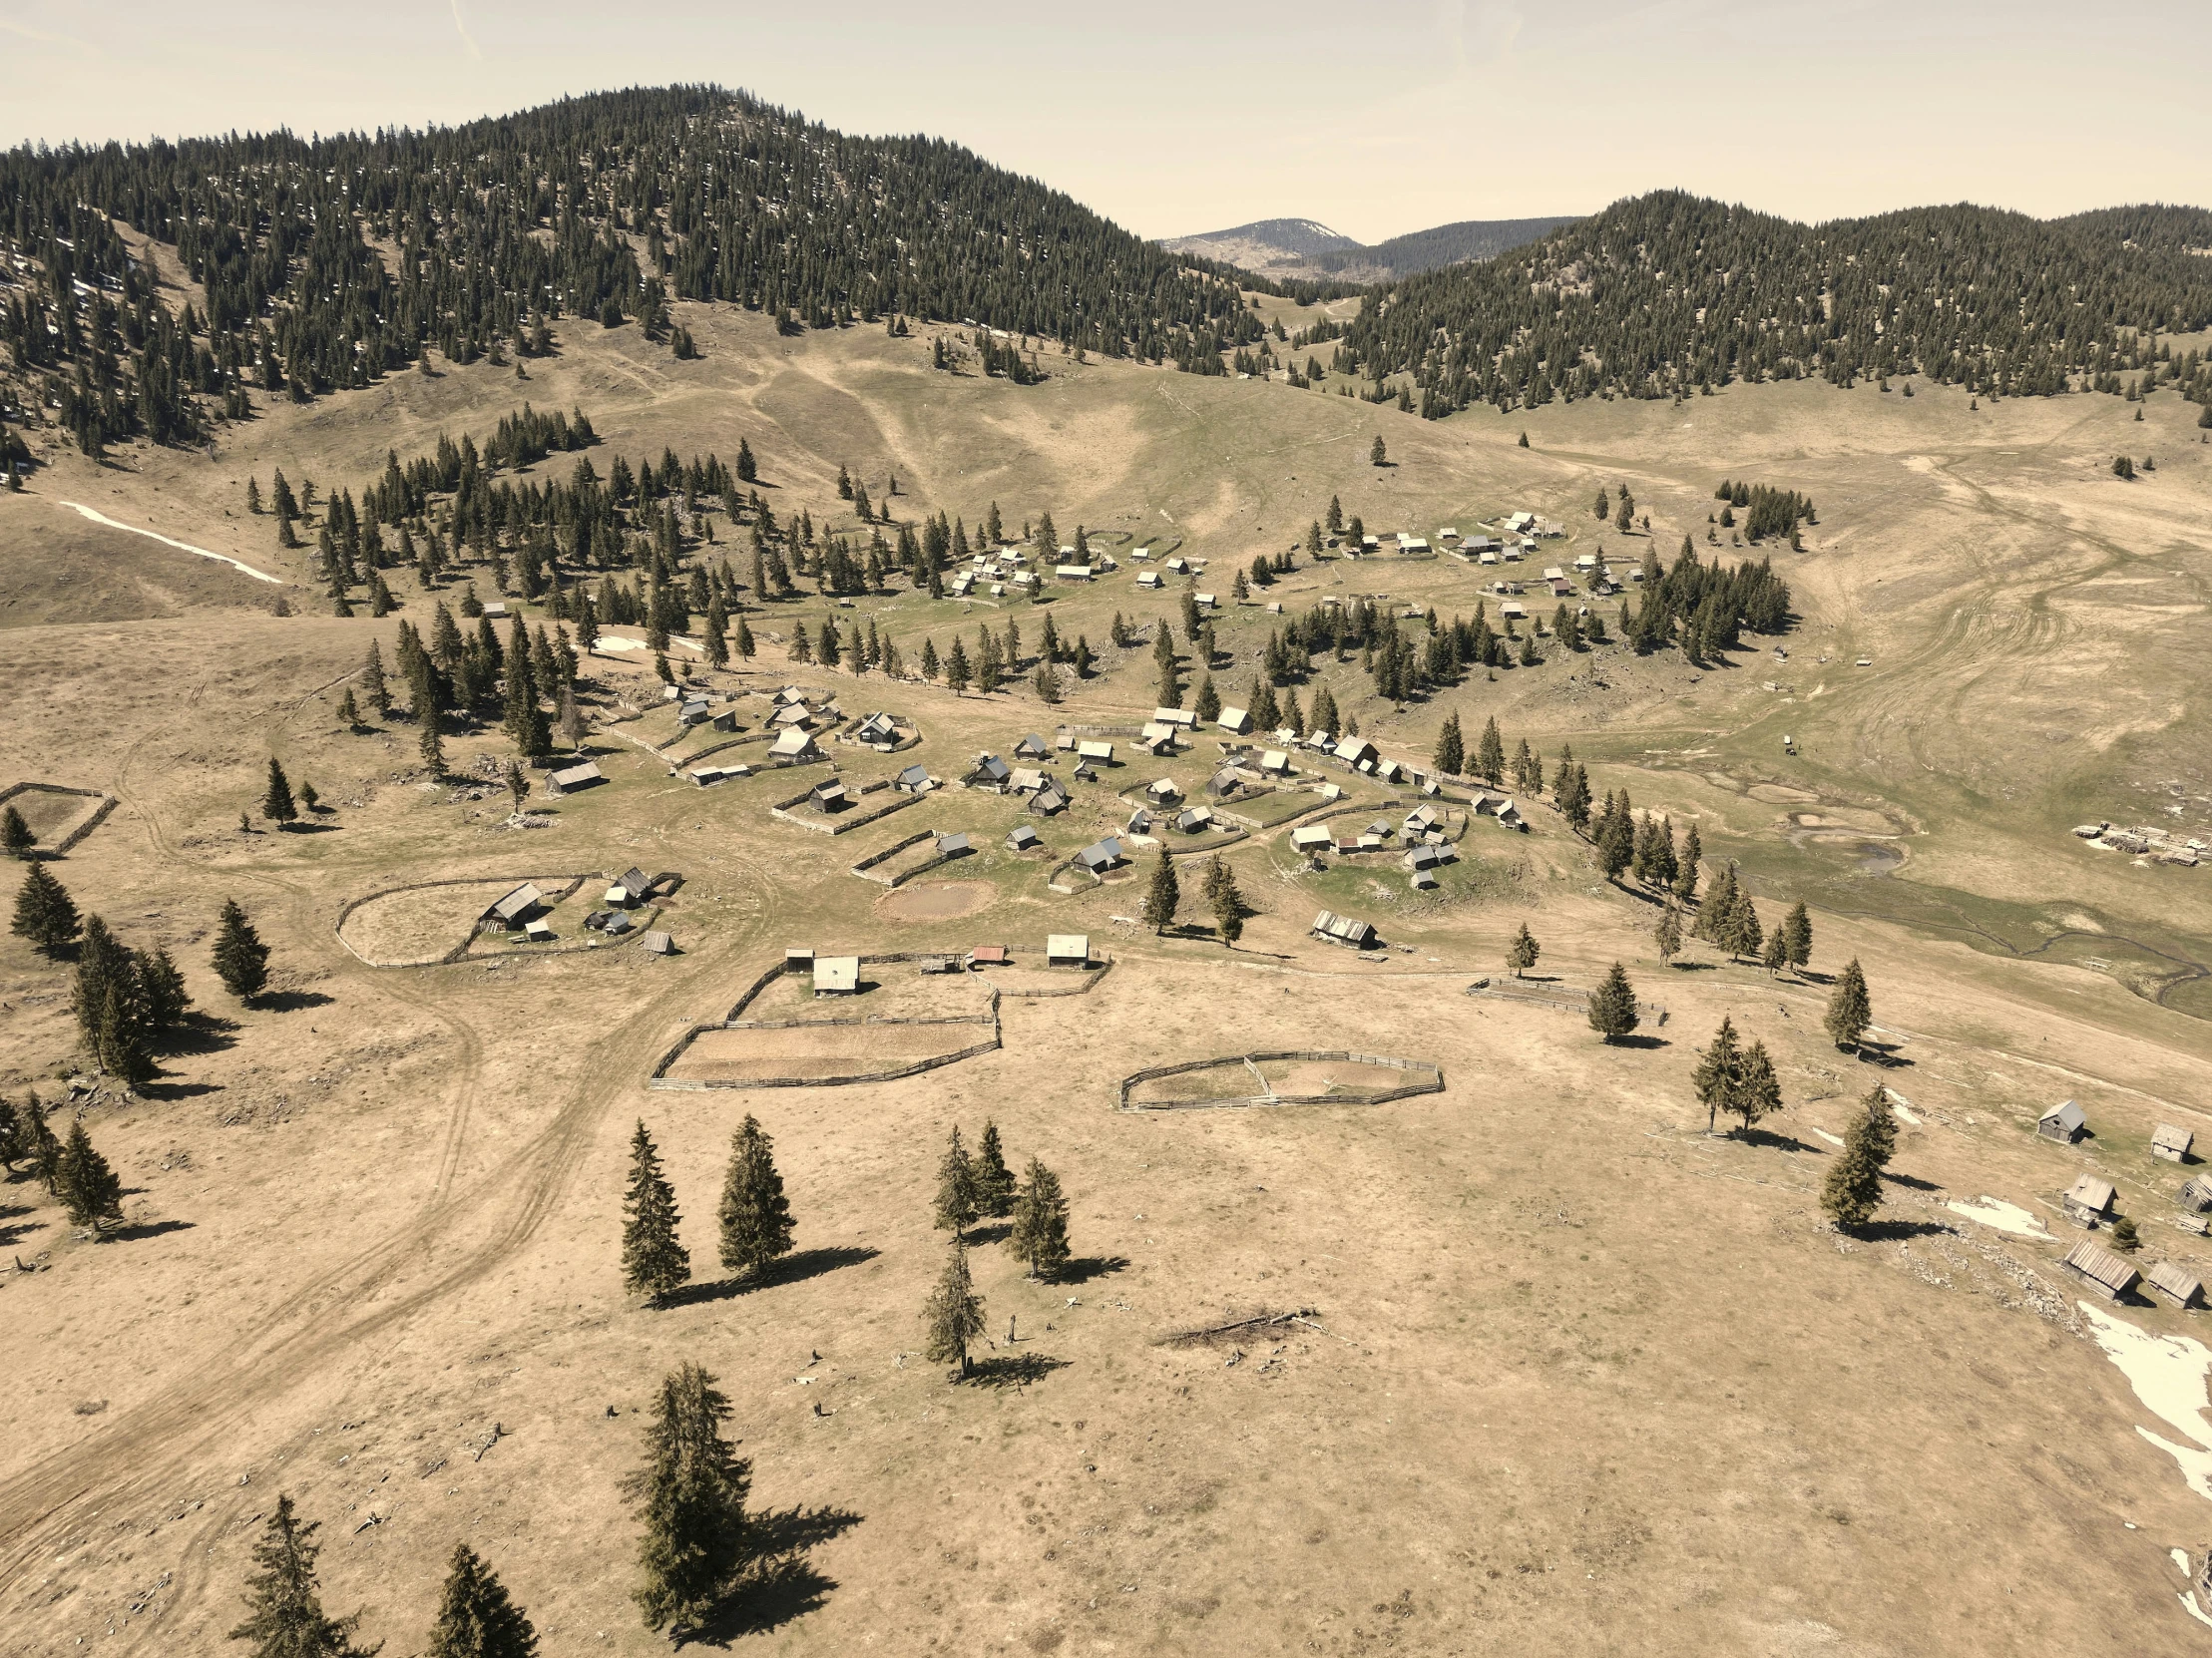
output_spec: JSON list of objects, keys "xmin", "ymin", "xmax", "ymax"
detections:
[
  {"xmin": 361, "ymin": 640, "xmax": 390, "ymax": 716},
  {"xmin": 1760, "ymin": 927, "xmax": 1788, "ymax": 975},
  {"xmin": 1824, "ymin": 959, "xmax": 1873, "ymax": 1053},
  {"xmin": 1586, "ymin": 961, "xmax": 1639, "ymax": 1041},
  {"xmin": 1655, "ymin": 904, "xmax": 1683, "ymax": 967},
  {"xmin": 1207, "ymin": 855, "xmax": 1246, "ymax": 945},
  {"xmin": 1434, "ymin": 711, "xmax": 1464, "ymax": 776},
  {"xmin": 1673, "ymin": 823, "xmax": 1701, "ymax": 903},
  {"xmin": 975, "ymin": 1120, "xmax": 1017, "ymax": 1219},
  {"xmin": 1783, "ymin": 902, "xmax": 1813, "ymax": 971},
  {"xmin": 212, "ymin": 898, "xmax": 271, "ymax": 1001},
  {"xmin": 1693, "ymin": 1018, "xmax": 1742, "ymax": 1134},
  {"xmin": 11, "ymin": 862, "xmax": 81, "ymax": 955},
  {"xmin": 1009, "ymin": 1156, "xmax": 1072, "ymax": 1280},
  {"xmin": 921, "ymin": 1238, "xmax": 986, "ymax": 1379},
  {"xmin": 425, "ymin": 1542, "xmax": 539, "ymax": 1658},
  {"xmin": 56, "ymin": 1116, "xmax": 126, "ymax": 1229},
  {"xmin": 934, "ymin": 1125, "xmax": 980, "ymax": 1239},
  {"xmin": 621, "ymin": 1120, "xmax": 690, "ymax": 1304},
  {"xmin": 1144, "ymin": 849, "xmax": 1180, "ymax": 934},
  {"xmin": 139, "ymin": 946, "xmax": 192, "ymax": 1031},
  {"xmin": 715, "ymin": 1114, "xmax": 795, "ymax": 1283},
  {"xmin": 1723, "ymin": 1040, "xmax": 1783, "ymax": 1135},
  {"xmin": 632, "ymin": 1362, "xmax": 749, "ymax": 1635},
  {"xmin": 261, "ymin": 758, "xmax": 298, "ymax": 828},
  {"xmin": 1, "ymin": 804, "xmax": 36, "ymax": 858},
  {"xmin": 1193, "ymin": 674, "xmax": 1220, "ymax": 723},
  {"xmin": 1506, "ymin": 922, "xmax": 1539, "ymax": 979},
  {"xmin": 419, "ymin": 700, "xmax": 447, "ymax": 775},
  {"xmin": 227, "ymin": 1496, "xmax": 376, "ymax": 1658},
  {"xmin": 337, "ymin": 687, "xmax": 362, "ymax": 729},
  {"xmin": 25, "ymin": 1093, "xmax": 61, "ymax": 1193},
  {"xmin": 1820, "ymin": 1085, "xmax": 1895, "ymax": 1231},
  {"xmin": 1477, "ymin": 716, "xmax": 1505, "ymax": 784}
]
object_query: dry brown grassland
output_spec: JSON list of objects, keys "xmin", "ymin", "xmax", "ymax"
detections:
[{"xmin": 1, "ymin": 303, "xmax": 2210, "ymax": 1655}]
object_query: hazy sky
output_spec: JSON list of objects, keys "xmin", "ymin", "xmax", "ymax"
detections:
[{"xmin": 3, "ymin": 0, "xmax": 2206, "ymax": 240}]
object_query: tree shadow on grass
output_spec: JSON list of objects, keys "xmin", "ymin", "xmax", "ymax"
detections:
[
  {"xmin": 670, "ymin": 1246, "xmax": 882, "ymax": 1308},
  {"xmin": 966, "ymin": 1353, "xmax": 1070, "ymax": 1391},
  {"xmin": 1849, "ymin": 1218, "xmax": 1950, "ymax": 1242},
  {"xmin": 684, "ymin": 1507, "xmax": 860, "ymax": 1646},
  {"xmin": 1050, "ymin": 1254, "xmax": 1129, "ymax": 1286},
  {"xmin": 141, "ymin": 1079, "xmax": 222, "ymax": 1100},
  {"xmin": 256, "ymin": 990, "xmax": 335, "ymax": 1013},
  {"xmin": 1855, "ymin": 1042, "xmax": 1914, "ymax": 1070},
  {"xmin": 0, "ymin": 1205, "xmax": 45, "ymax": 1250},
  {"xmin": 162, "ymin": 1016, "xmax": 240, "ymax": 1056},
  {"xmin": 1606, "ymin": 1034, "xmax": 1670, "ymax": 1050},
  {"xmin": 107, "ymin": 1217, "xmax": 194, "ymax": 1242},
  {"xmin": 963, "ymin": 1222, "xmax": 1013, "ymax": 1248},
  {"xmin": 1880, "ymin": 1169, "xmax": 1943, "ymax": 1192},
  {"xmin": 1733, "ymin": 1127, "xmax": 1825, "ymax": 1154},
  {"xmin": 1666, "ymin": 960, "xmax": 1720, "ymax": 973}
]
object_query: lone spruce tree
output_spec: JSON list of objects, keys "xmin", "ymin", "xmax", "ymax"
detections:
[
  {"xmin": 621, "ymin": 1120, "xmax": 690, "ymax": 1304},
  {"xmin": 632, "ymin": 1362, "xmax": 749, "ymax": 1636},
  {"xmin": 934, "ymin": 1125, "xmax": 980, "ymax": 1239},
  {"xmin": 1144, "ymin": 849, "xmax": 1180, "ymax": 935},
  {"xmin": 12, "ymin": 862, "xmax": 81, "ymax": 956},
  {"xmin": 1722, "ymin": 1039, "xmax": 1784, "ymax": 1135},
  {"xmin": 261, "ymin": 758, "xmax": 298, "ymax": 829},
  {"xmin": 425, "ymin": 1543, "xmax": 538, "ymax": 1658},
  {"xmin": 715, "ymin": 1114, "xmax": 794, "ymax": 1284},
  {"xmin": 1820, "ymin": 1084, "xmax": 1896, "ymax": 1232},
  {"xmin": 1, "ymin": 803, "xmax": 36, "ymax": 858},
  {"xmin": 1433, "ymin": 711, "xmax": 1464, "ymax": 777},
  {"xmin": 1693, "ymin": 1018, "xmax": 1742, "ymax": 1134},
  {"xmin": 1586, "ymin": 962, "xmax": 1640, "ymax": 1042},
  {"xmin": 974, "ymin": 1120, "xmax": 1017, "ymax": 1219},
  {"xmin": 922, "ymin": 1238, "xmax": 986, "ymax": 1379},
  {"xmin": 56, "ymin": 1117, "xmax": 125, "ymax": 1230},
  {"xmin": 228, "ymin": 1496, "xmax": 377, "ymax": 1658},
  {"xmin": 1824, "ymin": 959, "xmax": 1873, "ymax": 1053},
  {"xmin": 212, "ymin": 898, "xmax": 271, "ymax": 1001},
  {"xmin": 1477, "ymin": 716, "xmax": 1505, "ymax": 785},
  {"xmin": 1506, "ymin": 923, "xmax": 1539, "ymax": 979},
  {"xmin": 1009, "ymin": 1156, "xmax": 1072, "ymax": 1280},
  {"xmin": 1655, "ymin": 904, "xmax": 1683, "ymax": 967}
]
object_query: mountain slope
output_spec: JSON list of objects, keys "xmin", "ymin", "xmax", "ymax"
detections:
[
  {"xmin": 1163, "ymin": 213, "xmax": 1573, "ymax": 281},
  {"xmin": 0, "ymin": 85, "xmax": 1267, "ymax": 460},
  {"xmin": 1339, "ymin": 191, "xmax": 2212, "ymax": 413},
  {"xmin": 1161, "ymin": 217, "xmax": 1360, "ymax": 266}
]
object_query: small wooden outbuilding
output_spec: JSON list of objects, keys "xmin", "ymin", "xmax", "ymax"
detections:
[
  {"xmin": 2153, "ymin": 1124, "xmax": 2194, "ymax": 1163},
  {"xmin": 2147, "ymin": 1260, "xmax": 2207, "ymax": 1309},
  {"xmin": 2183, "ymin": 1176, "xmax": 2212, "ymax": 1213},
  {"xmin": 2061, "ymin": 1174, "xmax": 2117, "ymax": 1227},
  {"xmin": 2060, "ymin": 1239, "xmax": 2141, "ymax": 1301},
  {"xmin": 486, "ymin": 883, "xmax": 543, "ymax": 927},
  {"xmin": 639, "ymin": 931, "xmax": 674, "ymax": 956},
  {"xmin": 813, "ymin": 956, "xmax": 860, "ymax": 995},
  {"xmin": 2036, "ymin": 1099, "xmax": 2087, "ymax": 1143},
  {"xmin": 1046, "ymin": 934, "xmax": 1091, "ymax": 969}
]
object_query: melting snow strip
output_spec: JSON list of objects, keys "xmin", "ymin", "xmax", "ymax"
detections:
[{"xmin": 57, "ymin": 501, "xmax": 280, "ymax": 583}]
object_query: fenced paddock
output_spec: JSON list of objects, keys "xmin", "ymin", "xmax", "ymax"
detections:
[
  {"xmin": 1118, "ymin": 1050, "xmax": 1444, "ymax": 1112},
  {"xmin": 650, "ymin": 952, "xmax": 1006, "ymax": 1090},
  {"xmin": 0, "ymin": 781, "xmax": 118, "ymax": 857}
]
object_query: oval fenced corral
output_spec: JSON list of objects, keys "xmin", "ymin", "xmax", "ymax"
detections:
[
  {"xmin": 1117, "ymin": 1050, "xmax": 1444, "ymax": 1112},
  {"xmin": 334, "ymin": 874, "xmax": 600, "ymax": 967}
]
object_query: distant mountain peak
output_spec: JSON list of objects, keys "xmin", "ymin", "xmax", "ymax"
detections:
[{"xmin": 1160, "ymin": 213, "xmax": 1578, "ymax": 281}]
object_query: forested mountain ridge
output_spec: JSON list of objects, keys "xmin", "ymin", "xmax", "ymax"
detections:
[
  {"xmin": 0, "ymin": 85, "xmax": 1267, "ymax": 459},
  {"xmin": 1337, "ymin": 191, "xmax": 2212, "ymax": 415}
]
